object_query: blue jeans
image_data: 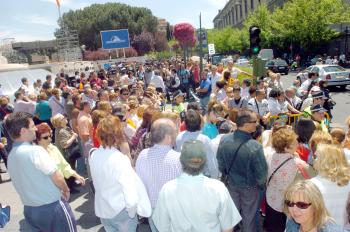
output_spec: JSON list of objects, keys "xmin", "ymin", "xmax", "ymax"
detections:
[
  {"xmin": 23, "ymin": 200, "xmax": 77, "ymax": 232},
  {"xmin": 199, "ymin": 95, "xmax": 210, "ymax": 115},
  {"xmin": 100, "ymin": 208, "xmax": 138, "ymax": 232}
]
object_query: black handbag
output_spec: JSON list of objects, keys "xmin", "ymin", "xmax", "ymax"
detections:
[{"xmin": 65, "ymin": 140, "xmax": 80, "ymax": 158}]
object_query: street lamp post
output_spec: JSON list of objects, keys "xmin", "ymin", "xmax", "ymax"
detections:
[{"xmin": 199, "ymin": 13, "xmax": 203, "ymax": 81}]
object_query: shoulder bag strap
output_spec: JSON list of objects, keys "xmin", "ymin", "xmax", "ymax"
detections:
[
  {"xmin": 254, "ymin": 98, "xmax": 261, "ymax": 116},
  {"xmin": 224, "ymin": 138, "xmax": 249, "ymax": 177},
  {"xmin": 267, "ymin": 157, "xmax": 293, "ymax": 186},
  {"xmin": 89, "ymin": 147, "xmax": 97, "ymax": 157}
]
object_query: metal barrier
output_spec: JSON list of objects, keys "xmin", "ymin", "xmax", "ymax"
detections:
[
  {"xmin": 268, "ymin": 112, "xmax": 331, "ymax": 129},
  {"xmin": 267, "ymin": 113, "xmax": 303, "ymax": 129}
]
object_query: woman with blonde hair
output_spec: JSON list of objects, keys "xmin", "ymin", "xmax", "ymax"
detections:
[
  {"xmin": 88, "ymin": 115, "xmax": 151, "ymax": 231},
  {"xmin": 265, "ymin": 126, "xmax": 313, "ymax": 232},
  {"xmin": 311, "ymin": 144, "xmax": 350, "ymax": 227},
  {"xmin": 97, "ymin": 101, "xmax": 112, "ymax": 114},
  {"xmin": 308, "ymin": 130, "xmax": 333, "ymax": 162},
  {"xmin": 284, "ymin": 180, "xmax": 346, "ymax": 231}
]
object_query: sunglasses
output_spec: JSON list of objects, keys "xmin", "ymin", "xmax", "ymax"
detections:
[
  {"xmin": 122, "ymin": 92, "xmax": 129, "ymax": 95},
  {"xmin": 41, "ymin": 135, "xmax": 51, "ymax": 140},
  {"xmin": 285, "ymin": 200, "xmax": 312, "ymax": 209}
]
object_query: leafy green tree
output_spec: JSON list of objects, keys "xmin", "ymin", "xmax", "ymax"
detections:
[
  {"xmin": 243, "ymin": 4, "xmax": 276, "ymax": 48},
  {"xmin": 59, "ymin": 3, "xmax": 158, "ymax": 50},
  {"xmin": 207, "ymin": 27, "xmax": 247, "ymax": 53},
  {"xmin": 272, "ymin": 0, "xmax": 350, "ymax": 49}
]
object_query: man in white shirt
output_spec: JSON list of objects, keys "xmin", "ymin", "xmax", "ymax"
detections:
[
  {"xmin": 211, "ymin": 121, "xmax": 236, "ymax": 160},
  {"xmin": 285, "ymin": 87, "xmax": 301, "ymax": 109},
  {"xmin": 20, "ymin": 77, "xmax": 30, "ymax": 96},
  {"xmin": 13, "ymin": 91, "xmax": 35, "ymax": 115},
  {"xmin": 248, "ymin": 89, "xmax": 270, "ymax": 125},
  {"xmin": 153, "ymin": 140, "xmax": 241, "ymax": 232},
  {"xmin": 150, "ymin": 70, "xmax": 166, "ymax": 93},
  {"xmin": 176, "ymin": 110, "xmax": 219, "ymax": 178},
  {"xmin": 297, "ymin": 72, "xmax": 318, "ymax": 97},
  {"xmin": 208, "ymin": 65, "xmax": 221, "ymax": 91}
]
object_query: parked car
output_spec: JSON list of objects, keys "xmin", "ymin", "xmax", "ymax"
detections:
[
  {"xmin": 265, "ymin": 59, "xmax": 289, "ymax": 75},
  {"xmin": 296, "ymin": 64, "xmax": 350, "ymax": 89},
  {"xmin": 235, "ymin": 58, "xmax": 250, "ymax": 66}
]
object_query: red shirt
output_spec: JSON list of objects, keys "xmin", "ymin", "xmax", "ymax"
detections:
[
  {"xmin": 296, "ymin": 143, "xmax": 311, "ymax": 163},
  {"xmin": 92, "ymin": 126, "xmax": 100, "ymax": 148}
]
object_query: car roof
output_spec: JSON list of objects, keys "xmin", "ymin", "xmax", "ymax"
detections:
[{"xmin": 312, "ymin": 64, "xmax": 341, "ymax": 67}]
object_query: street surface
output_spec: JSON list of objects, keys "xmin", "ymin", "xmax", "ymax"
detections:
[{"xmin": 1, "ymin": 71, "xmax": 350, "ymax": 232}]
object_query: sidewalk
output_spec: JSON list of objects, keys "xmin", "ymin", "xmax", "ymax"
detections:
[
  {"xmin": 0, "ymin": 165, "xmax": 103, "ymax": 231},
  {"xmin": 0, "ymin": 161, "xmax": 152, "ymax": 232}
]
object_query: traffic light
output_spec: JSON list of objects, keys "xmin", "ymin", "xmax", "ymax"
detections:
[{"xmin": 249, "ymin": 26, "xmax": 261, "ymax": 55}]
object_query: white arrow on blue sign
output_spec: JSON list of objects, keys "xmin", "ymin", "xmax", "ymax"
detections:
[{"xmin": 100, "ymin": 29, "xmax": 130, "ymax": 49}]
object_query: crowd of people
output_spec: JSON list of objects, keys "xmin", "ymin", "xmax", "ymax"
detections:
[{"xmin": 0, "ymin": 57, "xmax": 350, "ymax": 232}]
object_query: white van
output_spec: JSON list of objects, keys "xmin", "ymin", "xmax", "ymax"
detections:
[{"xmin": 258, "ymin": 49, "xmax": 274, "ymax": 60}]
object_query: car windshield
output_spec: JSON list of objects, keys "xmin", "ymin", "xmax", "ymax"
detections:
[
  {"xmin": 304, "ymin": 67, "xmax": 312, "ymax": 72},
  {"xmin": 274, "ymin": 60, "xmax": 287, "ymax": 65},
  {"xmin": 323, "ymin": 66, "xmax": 346, "ymax": 72}
]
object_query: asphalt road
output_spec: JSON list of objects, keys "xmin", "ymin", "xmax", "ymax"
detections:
[
  {"xmin": 281, "ymin": 71, "xmax": 350, "ymax": 129},
  {"xmin": 0, "ymin": 166, "xmax": 151, "ymax": 232}
]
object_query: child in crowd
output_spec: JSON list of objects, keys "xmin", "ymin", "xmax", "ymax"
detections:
[{"xmin": 172, "ymin": 90, "xmax": 185, "ymax": 115}]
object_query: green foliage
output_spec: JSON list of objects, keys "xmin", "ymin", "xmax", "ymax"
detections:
[
  {"xmin": 209, "ymin": 0, "xmax": 350, "ymax": 53},
  {"xmin": 271, "ymin": 0, "xmax": 347, "ymax": 49},
  {"xmin": 60, "ymin": 2, "xmax": 158, "ymax": 50},
  {"xmin": 207, "ymin": 27, "xmax": 248, "ymax": 53},
  {"xmin": 146, "ymin": 50, "xmax": 172, "ymax": 60}
]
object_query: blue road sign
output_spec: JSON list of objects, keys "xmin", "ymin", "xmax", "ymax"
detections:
[{"xmin": 100, "ymin": 29, "xmax": 130, "ymax": 49}]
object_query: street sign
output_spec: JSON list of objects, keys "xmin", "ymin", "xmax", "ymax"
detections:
[
  {"xmin": 100, "ymin": 29, "xmax": 130, "ymax": 49},
  {"xmin": 208, "ymin": 44, "xmax": 215, "ymax": 55}
]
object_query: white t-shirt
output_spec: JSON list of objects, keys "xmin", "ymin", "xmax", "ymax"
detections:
[
  {"xmin": 248, "ymin": 98, "xmax": 269, "ymax": 117},
  {"xmin": 152, "ymin": 173, "xmax": 242, "ymax": 232},
  {"xmin": 209, "ymin": 72, "xmax": 221, "ymax": 91},
  {"xmin": 89, "ymin": 147, "xmax": 141, "ymax": 218},
  {"xmin": 150, "ymin": 75, "xmax": 166, "ymax": 92}
]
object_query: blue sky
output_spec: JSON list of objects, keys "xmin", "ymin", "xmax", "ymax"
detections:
[{"xmin": 0, "ymin": 0, "xmax": 227, "ymax": 42}]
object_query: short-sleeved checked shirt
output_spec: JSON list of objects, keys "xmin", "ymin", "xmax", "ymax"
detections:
[{"xmin": 135, "ymin": 144, "xmax": 182, "ymax": 208}]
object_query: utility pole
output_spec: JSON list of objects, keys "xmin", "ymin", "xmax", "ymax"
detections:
[
  {"xmin": 199, "ymin": 13, "xmax": 203, "ymax": 81},
  {"xmin": 345, "ymin": 26, "xmax": 349, "ymax": 58}
]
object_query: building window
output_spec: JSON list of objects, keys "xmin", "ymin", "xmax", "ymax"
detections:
[
  {"xmin": 235, "ymin": 6, "xmax": 238, "ymax": 22},
  {"xmin": 239, "ymin": 5, "xmax": 242, "ymax": 20},
  {"xmin": 244, "ymin": 0, "xmax": 248, "ymax": 16},
  {"xmin": 232, "ymin": 9, "xmax": 235, "ymax": 24},
  {"xmin": 251, "ymin": 0, "xmax": 254, "ymax": 9}
]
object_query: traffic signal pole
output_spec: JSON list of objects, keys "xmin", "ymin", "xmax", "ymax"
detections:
[{"xmin": 249, "ymin": 26, "xmax": 264, "ymax": 82}]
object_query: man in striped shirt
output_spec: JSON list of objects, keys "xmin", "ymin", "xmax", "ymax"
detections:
[{"xmin": 136, "ymin": 118, "xmax": 182, "ymax": 232}]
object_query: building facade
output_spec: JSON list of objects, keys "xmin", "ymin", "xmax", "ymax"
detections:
[
  {"xmin": 157, "ymin": 18, "xmax": 168, "ymax": 33},
  {"xmin": 213, "ymin": 0, "xmax": 288, "ymax": 29}
]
